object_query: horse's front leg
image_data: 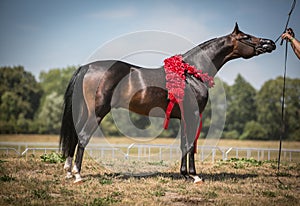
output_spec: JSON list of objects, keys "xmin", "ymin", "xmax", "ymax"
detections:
[
  {"xmin": 188, "ymin": 148, "xmax": 196, "ymax": 175},
  {"xmin": 180, "ymin": 120, "xmax": 189, "ymax": 177},
  {"xmin": 184, "ymin": 106, "xmax": 203, "ymax": 183},
  {"xmin": 186, "ymin": 142, "xmax": 203, "ymax": 184},
  {"xmin": 180, "ymin": 137, "xmax": 188, "ymax": 177}
]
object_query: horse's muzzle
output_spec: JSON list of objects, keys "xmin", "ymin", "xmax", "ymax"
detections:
[{"xmin": 256, "ymin": 39, "xmax": 276, "ymax": 54}]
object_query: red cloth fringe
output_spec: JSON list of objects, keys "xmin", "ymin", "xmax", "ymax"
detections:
[{"xmin": 163, "ymin": 55, "xmax": 213, "ymax": 153}]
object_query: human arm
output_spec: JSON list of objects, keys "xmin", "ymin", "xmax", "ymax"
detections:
[{"xmin": 281, "ymin": 28, "xmax": 300, "ymax": 59}]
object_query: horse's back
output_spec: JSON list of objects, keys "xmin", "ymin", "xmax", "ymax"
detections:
[{"xmin": 80, "ymin": 60, "xmax": 207, "ymax": 118}]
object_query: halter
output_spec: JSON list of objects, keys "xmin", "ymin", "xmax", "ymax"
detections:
[{"xmin": 235, "ymin": 35, "xmax": 259, "ymax": 50}]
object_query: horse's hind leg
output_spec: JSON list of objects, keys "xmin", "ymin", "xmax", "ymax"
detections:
[
  {"xmin": 63, "ymin": 142, "xmax": 77, "ymax": 179},
  {"xmin": 72, "ymin": 144, "xmax": 85, "ymax": 183},
  {"xmin": 71, "ymin": 68, "xmax": 120, "ymax": 183},
  {"xmin": 72, "ymin": 105, "xmax": 111, "ymax": 183},
  {"xmin": 71, "ymin": 116, "xmax": 98, "ymax": 183},
  {"xmin": 71, "ymin": 120, "xmax": 96, "ymax": 183}
]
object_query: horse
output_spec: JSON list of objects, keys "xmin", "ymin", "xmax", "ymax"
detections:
[{"xmin": 60, "ymin": 23, "xmax": 276, "ymax": 183}]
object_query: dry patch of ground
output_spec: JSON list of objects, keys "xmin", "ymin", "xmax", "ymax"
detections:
[{"xmin": 0, "ymin": 154, "xmax": 299, "ymax": 206}]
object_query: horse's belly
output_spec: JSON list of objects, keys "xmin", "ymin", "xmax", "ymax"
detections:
[
  {"xmin": 110, "ymin": 67, "xmax": 183, "ymax": 118},
  {"xmin": 112, "ymin": 86, "xmax": 181, "ymax": 118}
]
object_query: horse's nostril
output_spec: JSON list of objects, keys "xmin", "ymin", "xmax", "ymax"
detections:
[{"xmin": 260, "ymin": 39, "xmax": 276, "ymax": 51}]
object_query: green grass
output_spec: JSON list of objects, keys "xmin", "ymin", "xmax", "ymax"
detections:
[{"xmin": 40, "ymin": 152, "xmax": 65, "ymax": 163}]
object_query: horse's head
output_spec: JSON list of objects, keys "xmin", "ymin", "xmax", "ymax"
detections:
[{"xmin": 230, "ymin": 23, "xmax": 276, "ymax": 59}]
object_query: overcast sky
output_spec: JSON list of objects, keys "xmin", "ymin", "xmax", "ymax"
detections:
[{"xmin": 0, "ymin": 0, "xmax": 299, "ymax": 89}]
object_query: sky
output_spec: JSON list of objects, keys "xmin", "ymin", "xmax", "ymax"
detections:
[{"xmin": 0, "ymin": 0, "xmax": 299, "ymax": 89}]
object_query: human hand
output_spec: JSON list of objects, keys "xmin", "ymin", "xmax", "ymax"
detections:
[{"xmin": 281, "ymin": 28, "xmax": 295, "ymax": 41}]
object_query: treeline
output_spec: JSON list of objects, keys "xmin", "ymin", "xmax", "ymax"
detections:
[
  {"xmin": 0, "ymin": 66, "xmax": 75, "ymax": 134},
  {"xmin": 0, "ymin": 66, "xmax": 299, "ymax": 140},
  {"xmin": 202, "ymin": 75, "xmax": 300, "ymax": 141}
]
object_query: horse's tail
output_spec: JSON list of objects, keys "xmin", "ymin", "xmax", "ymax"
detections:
[{"xmin": 59, "ymin": 66, "xmax": 89, "ymax": 157}]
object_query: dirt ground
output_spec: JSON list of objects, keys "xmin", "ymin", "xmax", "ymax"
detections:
[{"xmin": 0, "ymin": 154, "xmax": 299, "ymax": 206}]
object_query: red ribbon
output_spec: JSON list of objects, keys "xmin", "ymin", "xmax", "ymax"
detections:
[{"xmin": 163, "ymin": 55, "xmax": 213, "ymax": 153}]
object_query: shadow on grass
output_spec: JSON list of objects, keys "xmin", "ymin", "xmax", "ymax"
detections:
[{"xmin": 86, "ymin": 172, "xmax": 258, "ymax": 182}]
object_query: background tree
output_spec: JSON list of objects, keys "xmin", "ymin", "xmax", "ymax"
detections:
[
  {"xmin": 1, "ymin": 64, "xmax": 299, "ymax": 140},
  {"xmin": 0, "ymin": 66, "xmax": 43, "ymax": 133},
  {"xmin": 38, "ymin": 92, "xmax": 64, "ymax": 134},
  {"xmin": 37, "ymin": 66, "xmax": 76, "ymax": 134},
  {"xmin": 256, "ymin": 77, "xmax": 300, "ymax": 140},
  {"xmin": 256, "ymin": 78, "xmax": 283, "ymax": 139},
  {"xmin": 225, "ymin": 74, "xmax": 257, "ymax": 138},
  {"xmin": 285, "ymin": 78, "xmax": 300, "ymax": 140},
  {"xmin": 39, "ymin": 66, "xmax": 76, "ymax": 96},
  {"xmin": 239, "ymin": 120, "xmax": 268, "ymax": 140}
]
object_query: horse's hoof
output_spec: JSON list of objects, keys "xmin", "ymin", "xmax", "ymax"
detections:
[
  {"xmin": 73, "ymin": 178, "xmax": 83, "ymax": 184},
  {"xmin": 194, "ymin": 178, "xmax": 204, "ymax": 184},
  {"xmin": 73, "ymin": 173, "xmax": 82, "ymax": 184},
  {"xmin": 190, "ymin": 175, "xmax": 204, "ymax": 184},
  {"xmin": 65, "ymin": 172, "xmax": 73, "ymax": 179}
]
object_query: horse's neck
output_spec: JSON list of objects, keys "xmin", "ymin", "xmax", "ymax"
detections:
[{"xmin": 182, "ymin": 36, "xmax": 234, "ymax": 77}]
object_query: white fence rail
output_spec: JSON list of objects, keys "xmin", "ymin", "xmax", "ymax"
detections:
[{"xmin": 1, "ymin": 142, "xmax": 300, "ymax": 162}]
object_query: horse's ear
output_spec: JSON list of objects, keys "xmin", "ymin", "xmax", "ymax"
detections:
[{"xmin": 232, "ymin": 22, "xmax": 240, "ymax": 34}]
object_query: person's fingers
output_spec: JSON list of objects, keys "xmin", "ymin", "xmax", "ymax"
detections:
[{"xmin": 287, "ymin": 28, "xmax": 295, "ymax": 37}]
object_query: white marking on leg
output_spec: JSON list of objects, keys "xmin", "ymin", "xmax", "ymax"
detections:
[
  {"xmin": 64, "ymin": 157, "xmax": 73, "ymax": 179},
  {"xmin": 74, "ymin": 173, "xmax": 82, "ymax": 183},
  {"xmin": 64, "ymin": 157, "xmax": 73, "ymax": 171},
  {"xmin": 72, "ymin": 165, "xmax": 83, "ymax": 183},
  {"xmin": 65, "ymin": 172, "xmax": 73, "ymax": 179},
  {"xmin": 72, "ymin": 165, "xmax": 79, "ymax": 174}
]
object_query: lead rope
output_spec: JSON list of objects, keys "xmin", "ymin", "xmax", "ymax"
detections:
[
  {"xmin": 274, "ymin": 0, "xmax": 296, "ymax": 45},
  {"xmin": 275, "ymin": 0, "xmax": 296, "ymax": 173}
]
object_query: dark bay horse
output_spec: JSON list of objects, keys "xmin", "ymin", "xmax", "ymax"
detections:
[{"xmin": 60, "ymin": 23, "xmax": 275, "ymax": 183}]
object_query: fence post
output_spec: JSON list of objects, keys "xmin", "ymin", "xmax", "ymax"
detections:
[
  {"xmin": 212, "ymin": 148, "xmax": 215, "ymax": 162},
  {"xmin": 247, "ymin": 150, "xmax": 251, "ymax": 159},
  {"xmin": 148, "ymin": 146, "xmax": 151, "ymax": 161},
  {"xmin": 159, "ymin": 147, "xmax": 162, "ymax": 161},
  {"xmin": 126, "ymin": 143, "xmax": 135, "ymax": 160},
  {"xmin": 225, "ymin": 148, "xmax": 232, "ymax": 161}
]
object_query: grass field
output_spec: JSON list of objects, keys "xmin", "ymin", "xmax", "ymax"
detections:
[
  {"xmin": 0, "ymin": 135, "xmax": 299, "ymax": 205},
  {"xmin": 0, "ymin": 154, "xmax": 299, "ymax": 205}
]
